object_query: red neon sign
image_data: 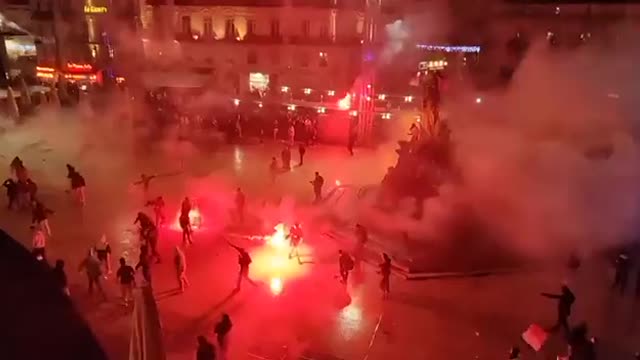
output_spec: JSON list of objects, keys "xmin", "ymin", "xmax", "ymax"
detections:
[{"xmin": 66, "ymin": 62, "xmax": 93, "ymax": 72}]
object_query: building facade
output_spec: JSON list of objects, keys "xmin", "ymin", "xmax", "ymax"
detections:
[
  {"xmin": 141, "ymin": 0, "xmax": 388, "ymax": 95},
  {"xmin": 0, "ymin": 0, "xmax": 144, "ymax": 84}
]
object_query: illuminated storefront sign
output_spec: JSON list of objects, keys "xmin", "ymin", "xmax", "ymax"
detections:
[
  {"xmin": 66, "ymin": 62, "xmax": 93, "ymax": 72},
  {"xmin": 249, "ymin": 72, "xmax": 269, "ymax": 92},
  {"xmin": 84, "ymin": 5, "xmax": 108, "ymax": 14}
]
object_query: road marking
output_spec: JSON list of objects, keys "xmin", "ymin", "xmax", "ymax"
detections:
[{"xmin": 363, "ymin": 312, "xmax": 384, "ymax": 360}]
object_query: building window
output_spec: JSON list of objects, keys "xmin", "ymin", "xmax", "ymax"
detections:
[
  {"xmin": 181, "ymin": 16, "xmax": 191, "ymax": 34},
  {"xmin": 225, "ymin": 18, "xmax": 236, "ymax": 39},
  {"xmin": 247, "ymin": 19, "xmax": 256, "ymax": 37},
  {"xmin": 302, "ymin": 20, "xmax": 310, "ymax": 38},
  {"xmin": 247, "ymin": 49, "xmax": 257, "ymax": 64},
  {"xmin": 319, "ymin": 51, "xmax": 328, "ymax": 67},
  {"xmin": 203, "ymin": 17, "xmax": 213, "ymax": 37},
  {"xmin": 270, "ymin": 19, "xmax": 280, "ymax": 38}
]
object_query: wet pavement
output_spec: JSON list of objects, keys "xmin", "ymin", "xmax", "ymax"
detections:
[{"xmin": 1, "ymin": 116, "xmax": 640, "ymax": 359}]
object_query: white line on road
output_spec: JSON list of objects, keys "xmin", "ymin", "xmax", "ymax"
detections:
[{"xmin": 363, "ymin": 312, "xmax": 384, "ymax": 360}]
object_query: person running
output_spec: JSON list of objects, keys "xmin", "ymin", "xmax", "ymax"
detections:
[
  {"xmin": 287, "ymin": 222, "xmax": 303, "ymax": 264},
  {"xmin": 145, "ymin": 196, "xmax": 166, "ymax": 227},
  {"xmin": 196, "ymin": 336, "xmax": 216, "ymax": 360},
  {"xmin": 234, "ymin": 188, "xmax": 245, "ymax": 224},
  {"xmin": 31, "ymin": 225, "xmax": 46, "ymax": 261},
  {"xmin": 310, "ymin": 172, "xmax": 324, "ymax": 204},
  {"xmin": 134, "ymin": 173, "xmax": 156, "ymax": 195},
  {"xmin": 31, "ymin": 200, "xmax": 53, "ymax": 236},
  {"xmin": 135, "ymin": 245, "xmax": 152, "ymax": 286},
  {"xmin": 10, "ymin": 156, "xmax": 24, "ymax": 176},
  {"xmin": 116, "ymin": 257, "xmax": 136, "ymax": 306},
  {"xmin": 338, "ymin": 250, "xmax": 354, "ymax": 285},
  {"xmin": 67, "ymin": 166, "xmax": 86, "ymax": 206},
  {"xmin": 541, "ymin": 285, "xmax": 575, "ymax": 334},
  {"xmin": 379, "ymin": 253, "xmax": 392, "ymax": 299},
  {"xmin": 134, "ymin": 211, "xmax": 155, "ymax": 231},
  {"xmin": 78, "ymin": 249, "xmax": 106, "ymax": 299},
  {"xmin": 214, "ymin": 314, "xmax": 233, "ymax": 353},
  {"xmin": 230, "ymin": 244, "xmax": 254, "ymax": 290},
  {"xmin": 95, "ymin": 234, "xmax": 112, "ymax": 275},
  {"xmin": 174, "ymin": 246, "xmax": 190, "ymax": 292},
  {"xmin": 3, "ymin": 178, "xmax": 17, "ymax": 210},
  {"xmin": 52, "ymin": 259, "xmax": 70, "ymax": 296}
]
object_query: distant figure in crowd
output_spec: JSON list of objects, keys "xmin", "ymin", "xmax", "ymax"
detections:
[
  {"xmin": 66, "ymin": 165, "xmax": 86, "ymax": 206},
  {"xmin": 25, "ymin": 178, "xmax": 38, "ymax": 203},
  {"xmin": 135, "ymin": 245, "xmax": 152, "ymax": 286},
  {"xmin": 541, "ymin": 285, "xmax": 575, "ymax": 334},
  {"xmin": 234, "ymin": 188, "xmax": 245, "ymax": 224},
  {"xmin": 281, "ymin": 146, "xmax": 291, "ymax": 170},
  {"xmin": 288, "ymin": 123, "xmax": 295, "ymax": 145},
  {"xmin": 146, "ymin": 196, "xmax": 166, "ymax": 227},
  {"xmin": 235, "ymin": 114, "xmax": 243, "ymax": 139},
  {"xmin": 174, "ymin": 246, "xmax": 189, "ymax": 292},
  {"xmin": 95, "ymin": 234, "xmax": 112, "ymax": 275},
  {"xmin": 78, "ymin": 249, "xmax": 106, "ymax": 299},
  {"xmin": 612, "ymin": 252, "xmax": 630, "ymax": 295},
  {"xmin": 10, "ymin": 156, "xmax": 24, "ymax": 176},
  {"xmin": 214, "ymin": 314, "xmax": 233, "ymax": 353},
  {"xmin": 196, "ymin": 336, "xmax": 216, "ymax": 360},
  {"xmin": 116, "ymin": 257, "xmax": 136, "ymax": 306},
  {"xmin": 179, "ymin": 201, "xmax": 194, "ymax": 246},
  {"xmin": 353, "ymin": 224, "xmax": 368, "ymax": 271},
  {"xmin": 3, "ymin": 177, "xmax": 17, "ymax": 210},
  {"xmin": 379, "ymin": 253, "xmax": 392, "ymax": 299},
  {"xmin": 31, "ymin": 199, "xmax": 53, "ymax": 236},
  {"xmin": 52, "ymin": 259, "xmax": 70, "ymax": 296},
  {"xmin": 310, "ymin": 171, "xmax": 324, "ymax": 203},
  {"xmin": 31, "ymin": 225, "xmax": 46, "ymax": 261},
  {"xmin": 347, "ymin": 130, "xmax": 356, "ymax": 156},
  {"xmin": 272, "ymin": 119, "xmax": 279, "ymax": 141},
  {"xmin": 287, "ymin": 222, "xmax": 303, "ymax": 264},
  {"xmin": 338, "ymin": 250, "xmax": 354, "ymax": 285},
  {"xmin": 298, "ymin": 144, "xmax": 306, "ymax": 166},
  {"xmin": 134, "ymin": 173, "xmax": 156, "ymax": 195},
  {"xmin": 269, "ymin": 157, "xmax": 278, "ymax": 184},
  {"xmin": 230, "ymin": 244, "xmax": 254, "ymax": 290}
]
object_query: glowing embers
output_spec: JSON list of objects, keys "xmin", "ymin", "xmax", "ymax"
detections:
[
  {"xmin": 171, "ymin": 207, "xmax": 203, "ymax": 231},
  {"xmin": 337, "ymin": 94, "xmax": 352, "ymax": 110},
  {"xmin": 251, "ymin": 223, "xmax": 311, "ymax": 296}
]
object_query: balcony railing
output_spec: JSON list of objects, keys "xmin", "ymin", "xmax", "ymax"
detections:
[
  {"xmin": 167, "ymin": 0, "xmax": 366, "ymax": 10},
  {"xmin": 175, "ymin": 33, "xmax": 363, "ymax": 46}
]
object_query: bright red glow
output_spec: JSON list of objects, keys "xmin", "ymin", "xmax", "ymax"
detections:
[
  {"xmin": 335, "ymin": 179, "xmax": 341, "ymax": 186},
  {"xmin": 171, "ymin": 207, "xmax": 203, "ymax": 231},
  {"xmin": 251, "ymin": 223, "xmax": 311, "ymax": 296},
  {"xmin": 337, "ymin": 94, "xmax": 351, "ymax": 110},
  {"xmin": 270, "ymin": 277, "xmax": 283, "ymax": 295}
]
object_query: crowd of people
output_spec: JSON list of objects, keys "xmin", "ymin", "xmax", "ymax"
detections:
[{"xmin": 143, "ymin": 89, "xmax": 322, "ymax": 146}]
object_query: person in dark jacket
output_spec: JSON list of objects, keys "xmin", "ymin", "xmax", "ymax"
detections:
[
  {"xmin": 541, "ymin": 285, "xmax": 575, "ymax": 334},
  {"xmin": 135, "ymin": 245, "xmax": 152, "ymax": 285},
  {"xmin": 52, "ymin": 259, "xmax": 69, "ymax": 296},
  {"xmin": 567, "ymin": 323, "xmax": 596, "ymax": 360},
  {"xmin": 310, "ymin": 171, "xmax": 324, "ymax": 203},
  {"xmin": 298, "ymin": 144, "xmax": 306, "ymax": 166},
  {"xmin": 214, "ymin": 314, "xmax": 232, "ymax": 352},
  {"xmin": 612, "ymin": 252, "xmax": 630, "ymax": 295},
  {"xmin": 2, "ymin": 178, "xmax": 17, "ymax": 210},
  {"xmin": 338, "ymin": 250, "xmax": 354, "ymax": 285},
  {"xmin": 196, "ymin": 336, "xmax": 216, "ymax": 360},
  {"xmin": 78, "ymin": 249, "xmax": 105, "ymax": 299}
]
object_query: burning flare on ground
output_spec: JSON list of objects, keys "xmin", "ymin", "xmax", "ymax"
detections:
[{"xmin": 251, "ymin": 223, "xmax": 311, "ymax": 296}]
